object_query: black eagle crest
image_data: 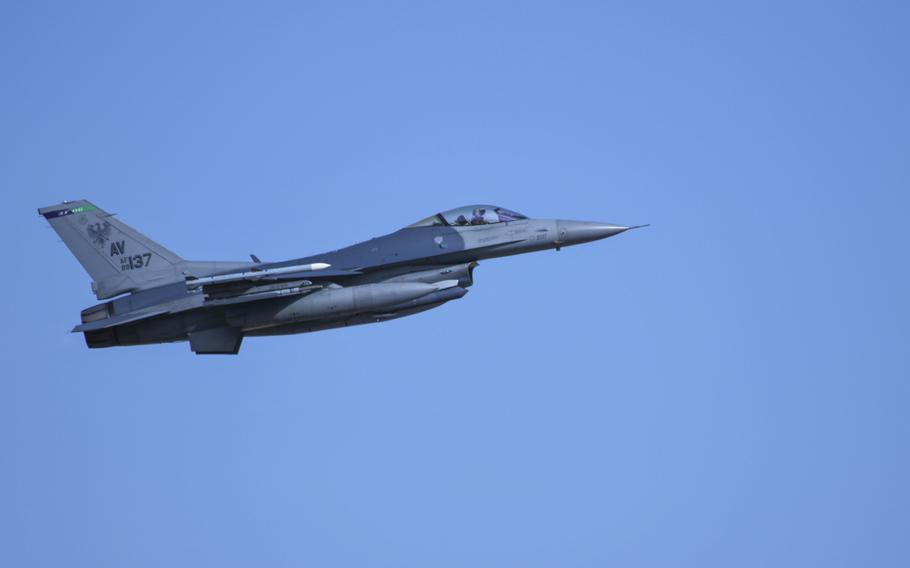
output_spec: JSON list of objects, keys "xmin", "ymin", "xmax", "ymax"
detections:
[{"xmin": 87, "ymin": 221, "xmax": 112, "ymax": 247}]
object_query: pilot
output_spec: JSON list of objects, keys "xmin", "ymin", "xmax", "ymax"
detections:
[
  {"xmin": 455, "ymin": 215, "xmax": 469, "ymax": 226},
  {"xmin": 471, "ymin": 208, "xmax": 487, "ymax": 225}
]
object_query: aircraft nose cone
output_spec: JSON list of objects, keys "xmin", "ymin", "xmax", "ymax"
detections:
[{"xmin": 558, "ymin": 220, "xmax": 631, "ymax": 245}]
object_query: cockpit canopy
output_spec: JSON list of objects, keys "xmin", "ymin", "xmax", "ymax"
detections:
[{"xmin": 408, "ymin": 205, "xmax": 528, "ymax": 228}]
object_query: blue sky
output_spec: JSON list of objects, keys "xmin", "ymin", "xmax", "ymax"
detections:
[{"xmin": 2, "ymin": 1, "xmax": 908, "ymax": 566}]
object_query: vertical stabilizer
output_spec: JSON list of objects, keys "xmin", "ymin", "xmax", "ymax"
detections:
[{"xmin": 38, "ymin": 200, "xmax": 184, "ymax": 299}]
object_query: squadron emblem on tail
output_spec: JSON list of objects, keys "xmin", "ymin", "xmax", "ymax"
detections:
[{"xmin": 87, "ymin": 221, "xmax": 111, "ymax": 247}]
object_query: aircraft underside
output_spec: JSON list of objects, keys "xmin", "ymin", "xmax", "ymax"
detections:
[{"xmin": 82, "ymin": 263, "xmax": 476, "ymax": 354}]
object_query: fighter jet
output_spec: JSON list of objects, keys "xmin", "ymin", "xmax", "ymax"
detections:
[{"xmin": 39, "ymin": 201, "xmax": 643, "ymax": 354}]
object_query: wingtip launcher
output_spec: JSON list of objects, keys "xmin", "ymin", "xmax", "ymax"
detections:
[{"xmin": 185, "ymin": 262, "xmax": 332, "ymax": 289}]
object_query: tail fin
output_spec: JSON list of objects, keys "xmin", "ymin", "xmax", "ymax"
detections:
[{"xmin": 38, "ymin": 200, "xmax": 184, "ymax": 299}]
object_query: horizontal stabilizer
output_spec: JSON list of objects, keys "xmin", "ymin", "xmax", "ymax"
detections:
[{"xmin": 72, "ymin": 308, "xmax": 169, "ymax": 333}]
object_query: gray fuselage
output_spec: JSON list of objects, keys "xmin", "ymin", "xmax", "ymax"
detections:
[{"xmin": 64, "ymin": 209, "xmax": 633, "ymax": 354}]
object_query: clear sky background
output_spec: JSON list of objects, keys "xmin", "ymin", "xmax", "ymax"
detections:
[{"xmin": 2, "ymin": 1, "xmax": 908, "ymax": 566}]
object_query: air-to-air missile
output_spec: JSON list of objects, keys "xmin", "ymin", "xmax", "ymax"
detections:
[{"xmin": 39, "ymin": 201, "xmax": 644, "ymax": 354}]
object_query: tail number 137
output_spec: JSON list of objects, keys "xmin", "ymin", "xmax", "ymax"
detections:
[{"xmin": 121, "ymin": 253, "xmax": 152, "ymax": 271}]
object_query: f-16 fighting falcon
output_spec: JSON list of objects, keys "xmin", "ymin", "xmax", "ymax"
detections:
[{"xmin": 39, "ymin": 200, "xmax": 644, "ymax": 354}]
